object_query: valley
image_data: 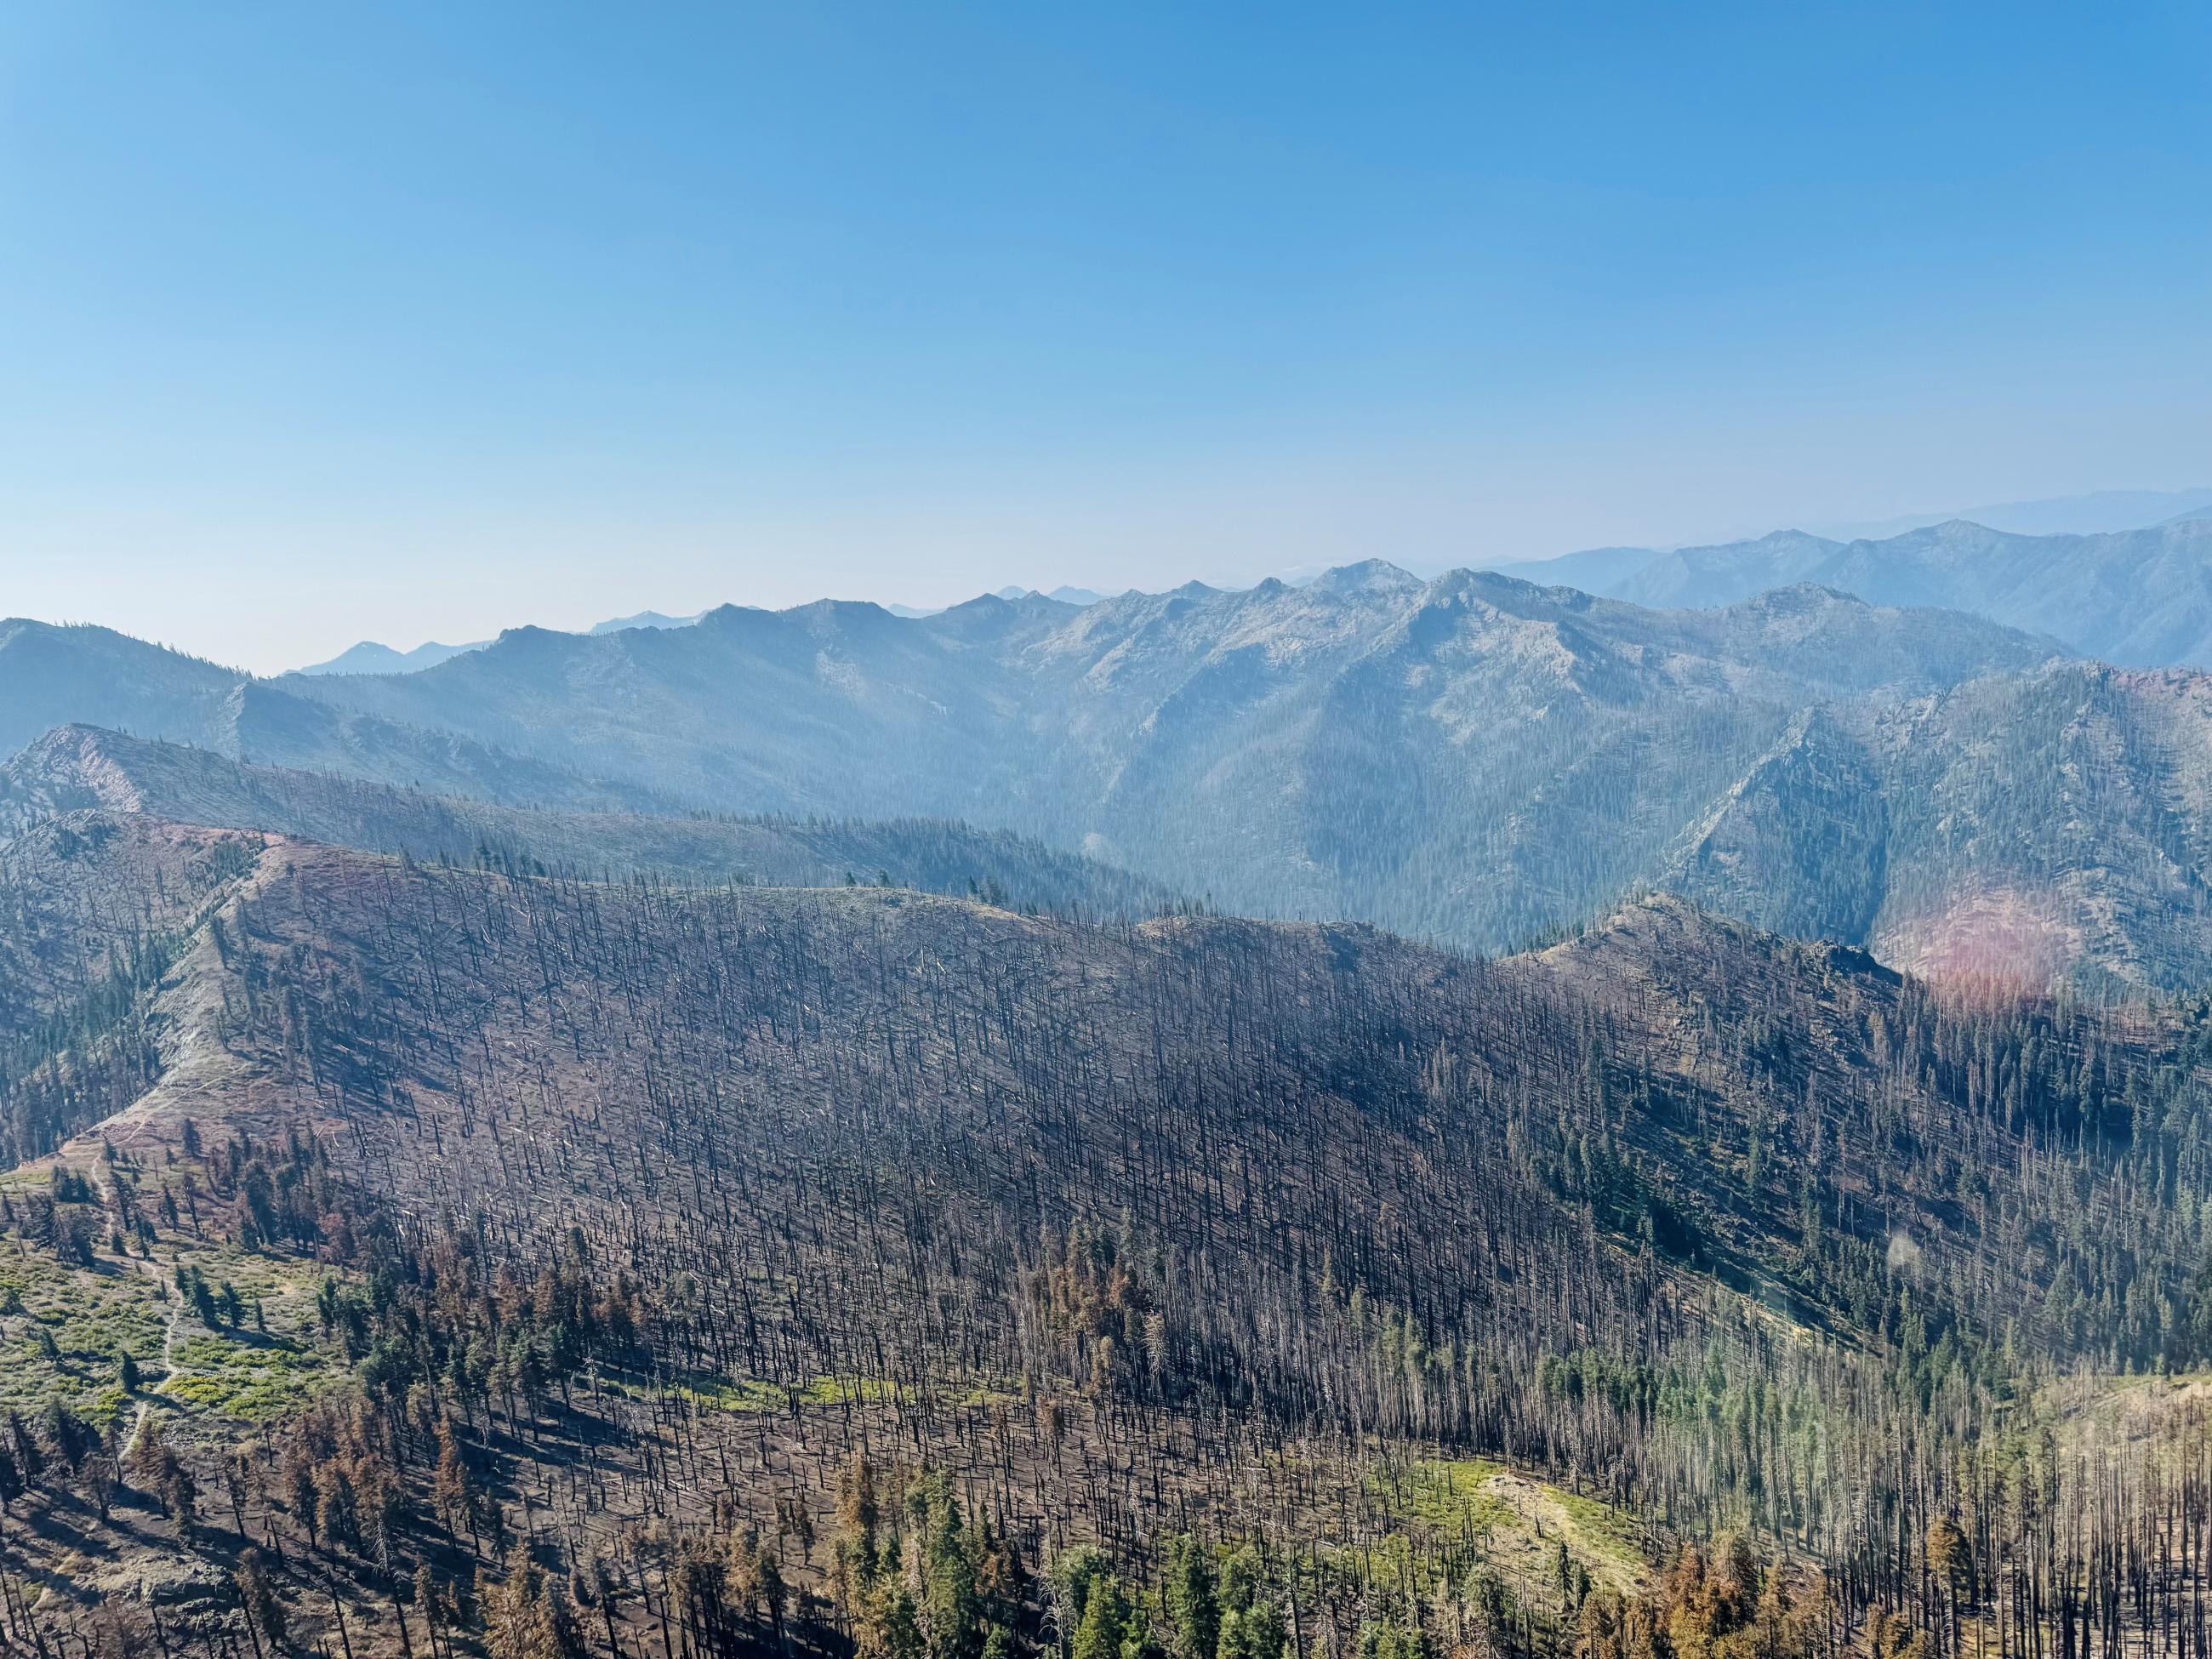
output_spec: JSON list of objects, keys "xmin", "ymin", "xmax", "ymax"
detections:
[
  {"xmin": 8, "ymin": 561, "xmax": 2212, "ymax": 1659},
  {"xmin": 12, "ymin": 11, "xmax": 2205, "ymax": 1655},
  {"xmin": 19, "ymin": 567, "xmax": 2212, "ymax": 993}
]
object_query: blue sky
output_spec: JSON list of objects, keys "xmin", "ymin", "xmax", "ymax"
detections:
[{"xmin": 2, "ymin": 1, "xmax": 2208, "ymax": 670}]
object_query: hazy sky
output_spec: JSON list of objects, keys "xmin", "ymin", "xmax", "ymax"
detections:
[{"xmin": 3, "ymin": 1, "xmax": 2209, "ymax": 671}]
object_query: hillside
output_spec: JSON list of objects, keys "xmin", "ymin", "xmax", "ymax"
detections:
[
  {"xmin": 209, "ymin": 837, "xmax": 2199, "ymax": 1378},
  {"xmin": 1505, "ymin": 514, "xmax": 2212, "ymax": 667},
  {"xmin": 0, "ymin": 725, "xmax": 1174, "ymax": 916},
  {"xmin": 0, "ymin": 619, "xmax": 247, "ymax": 759},
  {"xmin": 0, "ymin": 812, "xmax": 253, "ymax": 1044},
  {"xmin": 1653, "ymin": 663, "xmax": 2212, "ymax": 995},
  {"xmin": 277, "ymin": 574, "xmax": 2075, "ymax": 955},
  {"xmin": 27, "ymin": 579, "xmax": 2212, "ymax": 991},
  {"xmin": 0, "ymin": 820, "xmax": 2206, "ymax": 1656},
  {"xmin": 47, "ymin": 579, "xmax": 2212, "ymax": 995}
]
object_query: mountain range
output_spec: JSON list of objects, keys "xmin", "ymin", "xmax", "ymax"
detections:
[
  {"xmin": 294, "ymin": 587, "xmax": 1113, "ymax": 674},
  {"xmin": 1490, "ymin": 512, "xmax": 2212, "ymax": 666},
  {"xmin": 9, "ymin": 540, "xmax": 2212, "ymax": 1654},
  {"xmin": 21, "ymin": 560, "xmax": 2212, "ymax": 991}
]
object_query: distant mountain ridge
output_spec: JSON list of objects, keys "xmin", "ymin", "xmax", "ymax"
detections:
[
  {"xmin": 24, "ymin": 562, "xmax": 2212, "ymax": 989},
  {"xmin": 0, "ymin": 723, "xmax": 1173, "ymax": 916},
  {"xmin": 293, "ymin": 587, "xmax": 1109, "ymax": 672},
  {"xmin": 294, "ymin": 606, "xmax": 707, "ymax": 675},
  {"xmin": 587, "ymin": 608, "xmax": 704, "ymax": 635},
  {"xmin": 1489, "ymin": 514, "xmax": 2212, "ymax": 666},
  {"xmin": 1808, "ymin": 484, "xmax": 2212, "ymax": 541},
  {"xmin": 0, "ymin": 617, "xmax": 664, "ymax": 811},
  {"xmin": 294, "ymin": 637, "xmax": 490, "ymax": 676},
  {"xmin": 263, "ymin": 566, "xmax": 2148, "ymax": 981}
]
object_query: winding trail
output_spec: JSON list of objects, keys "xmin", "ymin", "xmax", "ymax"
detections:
[
  {"xmin": 130, "ymin": 1254, "xmax": 184, "ymax": 1439},
  {"xmin": 85, "ymin": 1156, "xmax": 187, "ymax": 1441}
]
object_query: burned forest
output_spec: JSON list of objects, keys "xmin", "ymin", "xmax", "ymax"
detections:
[
  {"xmin": 0, "ymin": 804, "xmax": 2205, "ymax": 1659},
  {"xmin": 13, "ymin": 3, "xmax": 2212, "ymax": 1650}
]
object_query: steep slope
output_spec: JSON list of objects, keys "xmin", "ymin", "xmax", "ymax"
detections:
[
  {"xmin": 0, "ymin": 812, "xmax": 255, "ymax": 1044},
  {"xmin": 0, "ymin": 726, "xmax": 1173, "ymax": 915},
  {"xmin": 1593, "ymin": 516, "xmax": 2212, "ymax": 667},
  {"xmin": 282, "ymin": 574, "xmax": 2061, "ymax": 954},
  {"xmin": 2, "ymin": 826, "xmax": 2209, "ymax": 1655},
  {"xmin": 1865, "ymin": 664, "xmax": 2212, "ymax": 994},
  {"xmin": 1654, "ymin": 663, "xmax": 2212, "ymax": 995},
  {"xmin": 1654, "ymin": 706, "xmax": 1889, "ymax": 946},
  {"xmin": 0, "ymin": 619, "xmax": 247, "ymax": 757},
  {"xmin": 0, "ymin": 812, "xmax": 266, "ymax": 1172}
]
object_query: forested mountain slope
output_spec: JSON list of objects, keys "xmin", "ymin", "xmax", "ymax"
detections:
[
  {"xmin": 1663, "ymin": 663, "xmax": 2212, "ymax": 995},
  {"xmin": 280, "ymin": 575, "xmax": 2076, "ymax": 957},
  {"xmin": 0, "ymin": 619, "xmax": 246, "ymax": 758},
  {"xmin": 0, "ymin": 726, "xmax": 1173, "ymax": 916},
  {"xmin": 1518, "ymin": 514, "xmax": 2212, "ymax": 666},
  {"xmin": 2, "ymin": 819, "xmax": 2209, "ymax": 1656},
  {"xmin": 0, "ymin": 620, "xmax": 661, "ymax": 812},
  {"xmin": 23, "ymin": 577, "xmax": 2212, "ymax": 990},
  {"xmin": 198, "ymin": 835, "xmax": 2203, "ymax": 1386}
]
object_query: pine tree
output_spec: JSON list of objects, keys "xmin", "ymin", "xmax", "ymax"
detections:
[{"xmin": 1164, "ymin": 1536, "xmax": 1220, "ymax": 1659}]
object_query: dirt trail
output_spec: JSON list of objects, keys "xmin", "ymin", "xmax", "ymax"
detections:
[
  {"xmin": 129, "ymin": 1254, "xmax": 183, "ymax": 1440},
  {"xmin": 55, "ymin": 838, "xmax": 290, "ymax": 1169},
  {"xmin": 85, "ymin": 1154, "xmax": 185, "ymax": 1441}
]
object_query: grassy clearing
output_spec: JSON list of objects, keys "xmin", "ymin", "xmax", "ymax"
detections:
[
  {"xmin": 1549, "ymin": 1485, "xmax": 1648, "ymax": 1586},
  {"xmin": 688, "ymin": 1374, "xmax": 897, "ymax": 1413},
  {"xmin": 2037, "ymin": 1370, "xmax": 2212, "ymax": 1462},
  {"xmin": 1396, "ymin": 1457, "xmax": 1512, "ymax": 1531},
  {"xmin": 0, "ymin": 1249, "xmax": 166, "ymax": 1423},
  {"xmin": 159, "ymin": 1324, "xmax": 336, "ymax": 1423},
  {"xmin": 0, "ymin": 1191, "xmax": 351, "ymax": 1435},
  {"xmin": 1367, "ymin": 1456, "xmax": 1649, "ymax": 1596}
]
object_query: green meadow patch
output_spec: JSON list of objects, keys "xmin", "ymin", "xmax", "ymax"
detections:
[{"xmin": 160, "ymin": 1325, "xmax": 336, "ymax": 1423}]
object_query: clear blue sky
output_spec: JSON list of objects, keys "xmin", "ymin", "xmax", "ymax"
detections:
[{"xmin": 2, "ymin": 1, "xmax": 2208, "ymax": 670}]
